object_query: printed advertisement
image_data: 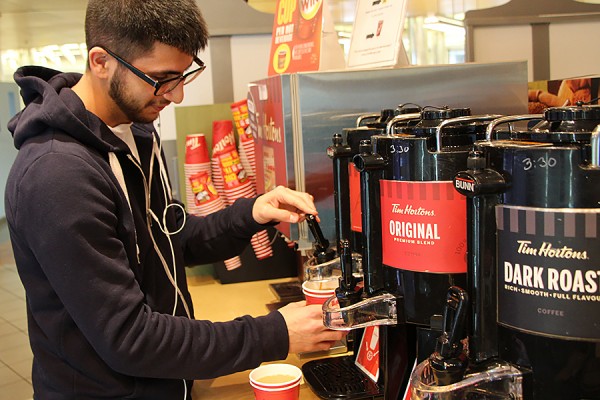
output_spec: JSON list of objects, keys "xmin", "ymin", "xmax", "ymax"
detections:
[
  {"xmin": 217, "ymin": 149, "xmax": 249, "ymax": 190},
  {"xmin": 268, "ymin": 0, "xmax": 324, "ymax": 75},
  {"xmin": 189, "ymin": 173, "xmax": 219, "ymax": 206},
  {"xmin": 247, "ymin": 77, "xmax": 290, "ymax": 238},
  {"xmin": 380, "ymin": 180, "xmax": 467, "ymax": 273},
  {"xmin": 496, "ymin": 205, "xmax": 600, "ymax": 340},
  {"xmin": 263, "ymin": 146, "xmax": 277, "ymax": 192},
  {"xmin": 347, "ymin": 0, "xmax": 408, "ymax": 69},
  {"xmin": 355, "ymin": 326, "xmax": 380, "ymax": 382},
  {"xmin": 528, "ymin": 76, "xmax": 600, "ymax": 114}
]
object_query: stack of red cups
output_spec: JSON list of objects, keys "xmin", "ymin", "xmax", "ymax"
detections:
[
  {"xmin": 184, "ymin": 133, "xmax": 241, "ymax": 270},
  {"xmin": 211, "ymin": 120, "xmax": 273, "ymax": 261},
  {"xmin": 230, "ymin": 99, "xmax": 256, "ymax": 183}
]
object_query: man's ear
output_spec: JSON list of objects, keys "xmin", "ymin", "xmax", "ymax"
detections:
[{"xmin": 88, "ymin": 47, "xmax": 111, "ymax": 79}]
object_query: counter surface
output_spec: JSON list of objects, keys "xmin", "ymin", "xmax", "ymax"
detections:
[{"xmin": 186, "ymin": 275, "xmax": 333, "ymax": 399}]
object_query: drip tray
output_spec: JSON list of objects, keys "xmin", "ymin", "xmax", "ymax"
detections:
[
  {"xmin": 302, "ymin": 355, "xmax": 383, "ymax": 399},
  {"xmin": 269, "ymin": 280, "xmax": 304, "ymax": 302},
  {"xmin": 266, "ymin": 280, "xmax": 305, "ymax": 311}
]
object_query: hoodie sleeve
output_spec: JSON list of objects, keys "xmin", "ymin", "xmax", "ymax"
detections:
[{"xmin": 10, "ymin": 151, "xmax": 289, "ymax": 380}]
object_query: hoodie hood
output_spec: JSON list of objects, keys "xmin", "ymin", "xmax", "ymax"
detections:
[{"xmin": 8, "ymin": 66, "xmax": 121, "ymax": 153}]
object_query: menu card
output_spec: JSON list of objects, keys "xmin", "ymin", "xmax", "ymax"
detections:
[{"xmin": 347, "ymin": 0, "xmax": 409, "ymax": 69}]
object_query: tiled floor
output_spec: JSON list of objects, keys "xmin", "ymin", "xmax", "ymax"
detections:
[{"xmin": 0, "ymin": 238, "xmax": 33, "ymax": 399}]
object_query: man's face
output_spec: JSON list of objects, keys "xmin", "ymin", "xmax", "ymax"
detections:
[
  {"xmin": 106, "ymin": 43, "xmax": 193, "ymax": 124},
  {"xmin": 108, "ymin": 66, "xmax": 168, "ymax": 124}
]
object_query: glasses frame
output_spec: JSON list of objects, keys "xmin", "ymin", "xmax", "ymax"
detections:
[{"xmin": 101, "ymin": 47, "xmax": 206, "ymax": 96}]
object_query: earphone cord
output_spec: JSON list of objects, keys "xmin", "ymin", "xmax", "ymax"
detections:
[
  {"xmin": 147, "ymin": 133, "xmax": 190, "ymax": 318},
  {"xmin": 151, "ymin": 119, "xmax": 189, "ymax": 400}
]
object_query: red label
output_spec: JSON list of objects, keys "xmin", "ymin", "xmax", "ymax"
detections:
[
  {"xmin": 355, "ymin": 326, "xmax": 379, "ymax": 382},
  {"xmin": 496, "ymin": 206, "xmax": 600, "ymax": 340},
  {"xmin": 349, "ymin": 164, "xmax": 362, "ymax": 232},
  {"xmin": 218, "ymin": 150, "xmax": 249, "ymax": 190},
  {"xmin": 380, "ymin": 180, "xmax": 467, "ymax": 273},
  {"xmin": 189, "ymin": 172, "xmax": 219, "ymax": 206},
  {"xmin": 230, "ymin": 100, "xmax": 252, "ymax": 140}
]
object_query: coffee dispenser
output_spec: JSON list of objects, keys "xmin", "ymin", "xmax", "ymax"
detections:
[
  {"xmin": 316, "ymin": 107, "xmax": 503, "ymax": 399},
  {"xmin": 368, "ymin": 108, "xmax": 502, "ymax": 359},
  {"xmin": 410, "ymin": 105, "xmax": 600, "ymax": 399},
  {"xmin": 371, "ymin": 109, "xmax": 504, "ymax": 397},
  {"xmin": 373, "ymin": 108, "xmax": 502, "ymax": 329},
  {"xmin": 347, "ymin": 106, "xmax": 423, "ymax": 253},
  {"xmin": 470, "ymin": 107, "xmax": 600, "ymax": 399},
  {"xmin": 302, "ymin": 106, "xmax": 422, "ymax": 399}
]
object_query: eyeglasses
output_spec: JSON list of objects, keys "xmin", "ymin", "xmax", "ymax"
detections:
[{"xmin": 102, "ymin": 47, "xmax": 206, "ymax": 96}]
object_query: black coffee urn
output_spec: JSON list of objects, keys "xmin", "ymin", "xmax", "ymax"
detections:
[
  {"xmin": 410, "ymin": 105, "xmax": 600, "ymax": 399},
  {"xmin": 309, "ymin": 107, "xmax": 503, "ymax": 400}
]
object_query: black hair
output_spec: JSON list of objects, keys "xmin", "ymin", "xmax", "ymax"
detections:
[{"xmin": 85, "ymin": 0, "xmax": 209, "ymax": 60}]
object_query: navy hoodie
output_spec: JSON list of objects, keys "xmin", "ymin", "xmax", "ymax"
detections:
[{"xmin": 4, "ymin": 66, "xmax": 289, "ymax": 399}]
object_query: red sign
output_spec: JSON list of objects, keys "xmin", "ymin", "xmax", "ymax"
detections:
[
  {"xmin": 355, "ymin": 326, "xmax": 380, "ymax": 382},
  {"xmin": 349, "ymin": 164, "xmax": 362, "ymax": 233},
  {"xmin": 380, "ymin": 180, "xmax": 467, "ymax": 273},
  {"xmin": 248, "ymin": 77, "xmax": 291, "ymax": 238},
  {"xmin": 268, "ymin": 0, "xmax": 323, "ymax": 75}
]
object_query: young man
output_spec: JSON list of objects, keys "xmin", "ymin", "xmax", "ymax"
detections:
[{"xmin": 4, "ymin": 0, "xmax": 343, "ymax": 398}]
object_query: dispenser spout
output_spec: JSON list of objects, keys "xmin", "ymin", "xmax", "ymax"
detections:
[
  {"xmin": 322, "ymin": 293, "xmax": 397, "ymax": 330},
  {"xmin": 334, "ymin": 239, "xmax": 362, "ymax": 308},
  {"xmin": 429, "ymin": 286, "xmax": 469, "ymax": 386}
]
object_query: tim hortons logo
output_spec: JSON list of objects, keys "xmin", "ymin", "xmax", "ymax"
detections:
[
  {"xmin": 186, "ymin": 136, "xmax": 203, "ymax": 150},
  {"xmin": 213, "ymin": 133, "xmax": 236, "ymax": 154}
]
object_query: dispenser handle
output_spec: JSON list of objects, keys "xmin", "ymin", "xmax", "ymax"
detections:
[
  {"xmin": 484, "ymin": 114, "xmax": 544, "ymax": 142},
  {"xmin": 438, "ymin": 286, "xmax": 469, "ymax": 359},
  {"xmin": 356, "ymin": 113, "xmax": 381, "ymax": 127},
  {"xmin": 306, "ymin": 214, "xmax": 329, "ymax": 252},
  {"xmin": 592, "ymin": 124, "xmax": 600, "ymax": 168},
  {"xmin": 339, "ymin": 239, "xmax": 355, "ymax": 290},
  {"xmin": 385, "ymin": 113, "xmax": 422, "ymax": 135},
  {"xmin": 434, "ymin": 114, "xmax": 503, "ymax": 152},
  {"xmin": 429, "ymin": 286, "xmax": 470, "ymax": 386}
]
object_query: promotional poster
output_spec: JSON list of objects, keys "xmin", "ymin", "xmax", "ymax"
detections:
[{"xmin": 268, "ymin": 0, "xmax": 324, "ymax": 75}]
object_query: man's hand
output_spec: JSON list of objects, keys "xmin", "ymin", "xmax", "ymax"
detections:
[
  {"xmin": 277, "ymin": 301, "xmax": 346, "ymax": 354},
  {"xmin": 252, "ymin": 186, "xmax": 318, "ymax": 225}
]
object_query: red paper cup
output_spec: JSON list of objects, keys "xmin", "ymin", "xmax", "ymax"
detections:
[
  {"xmin": 302, "ymin": 280, "xmax": 338, "ymax": 305},
  {"xmin": 184, "ymin": 163, "xmax": 211, "ymax": 174},
  {"xmin": 212, "ymin": 120, "xmax": 236, "ymax": 156},
  {"xmin": 185, "ymin": 134, "xmax": 209, "ymax": 164},
  {"xmin": 230, "ymin": 99, "xmax": 251, "ymax": 138},
  {"xmin": 249, "ymin": 364, "xmax": 302, "ymax": 400}
]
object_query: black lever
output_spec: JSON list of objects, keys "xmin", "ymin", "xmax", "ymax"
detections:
[
  {"xmin": 429, "ymin": 286, "xmax": 469, "ymax": 386},
  {"xmin": 306, "ymin": 214, "xmax": 335, "ymax": 264},
  {"xmin": 335, "ymin": 239, "xmax": 361, "ymax": 307}
]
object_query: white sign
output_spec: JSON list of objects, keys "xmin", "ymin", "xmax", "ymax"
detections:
[{"xmin": 347, "ymin": 0, "xmax": 409, "ymax": 69}]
